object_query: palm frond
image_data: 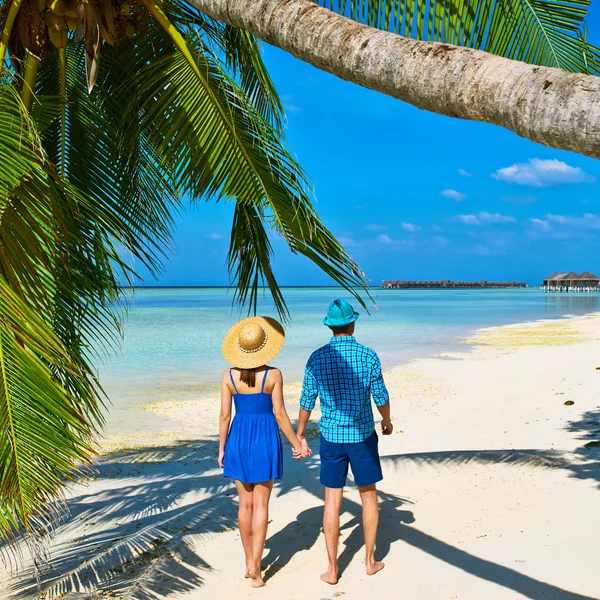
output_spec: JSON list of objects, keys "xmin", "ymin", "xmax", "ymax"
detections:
[
  {"xmin": 171, "ymin": 1, "xmax": 285, "ymax": 129},
  {"xmin": 117, "ymin": 17, "xmax": 370, "ymax": 316},
  {"xmin": 0, "ymin": 274, "xmax": 96, "ymax": 543},
  {"xmin": 321, "ymin": 0, "xmax": 600, "ymax": 73},
  {"xmin": 221, "ymin": 24, "xmax": 285, "ymax": 130},
  {"xmin": 227, "ymin": 203, "xmax": 288, "ymax": 318}
]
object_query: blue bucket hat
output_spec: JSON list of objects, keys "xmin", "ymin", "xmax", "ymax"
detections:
[{"xmin": 323, "ymin": 299, "xmax": 359, "ymax": 327}]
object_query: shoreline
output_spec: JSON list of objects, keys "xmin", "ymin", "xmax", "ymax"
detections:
[
  {"xmin": 99, "ymin": 311, "xmax": 599, "ymax": 455},
  {"xmin": 3, "ymin": 312, "xmax": 600, "ymax": 599}
]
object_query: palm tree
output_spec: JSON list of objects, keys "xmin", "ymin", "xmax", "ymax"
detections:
[
  {"xmin": 189, "ymin": 0, "xmax": 600, "ymax": 158},
  {"xmin": 0, "ymin": 0, "xmax": 368, "ymax": 552}
]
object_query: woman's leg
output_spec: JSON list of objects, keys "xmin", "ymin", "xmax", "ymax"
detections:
[
  {"xmin": 235, "ymin": 480, "xmax": 255, "ymax": 577},
  {"xmin": 249, "ymin": 480, "xmax": 274, "ymax": 587}
]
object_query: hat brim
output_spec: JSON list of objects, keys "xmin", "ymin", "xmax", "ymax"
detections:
[
  {"xmin": 222, "ymin": 316, "xmax": 285, "ymax": 369},
  {"xmin": 323, "ymin": 312, "xmax": 359, "ymax": 327}
]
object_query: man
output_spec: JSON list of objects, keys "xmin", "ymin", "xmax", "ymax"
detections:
[{"xmin": 296, "ymin": 299, "xmax": 392, "ymax": 585}]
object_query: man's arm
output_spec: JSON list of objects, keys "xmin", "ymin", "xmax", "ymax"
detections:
[
  {"xmin": 297, "ymin": 360, "xmax": 318, "ymax": 451},
  {"xmin": 297, "ymin": 408, "xmax": 312, "ymax": 439},
  {"xmin": 376, "ymin": 402, "xmax": 393, "ymax": 435},
  {"xmin": 371, "ymin": 354, "xmax": 393, "ymax": 435}
]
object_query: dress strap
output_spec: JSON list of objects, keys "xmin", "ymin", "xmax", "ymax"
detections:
[
  {"xmin": 261, "ymin": 367, "xmax": 270, "ymax": 393},
  {"xmin": 229, "ymin": 369, "xmax": 239, "ymax": 394}
]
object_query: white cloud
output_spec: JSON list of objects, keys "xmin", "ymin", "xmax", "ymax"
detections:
[
  {"xmin": 433, "ymin": 236, "xmax": 447, "ymax": 245},
  {"xmin": 378, "ymin": 234, "xmax": 393, "ymax": 245},
  {"xmin": 458, "ymin": 214, "xmax": 481, "ymax": 225},
  {"xmin": 530, "ymin": 218, "xmax": 552, "ymax": 232},
  {"xmin": 282, "ymin": 94, "xmax": 302, "ymax": 113},
  {"xmin": 338, "ymin": 236, "xmax": 356, "ymax": 248},
  {"xmin": 492, "ymin": 158, "xmax": 595, "ymax": 187},
  {"xmin": 545, "ymin": 213, "xmax": 600, "ymax": 228},
  {"xmin": 441, "ymin": 189, "xmax": 467, "ymax": 202},
  {"xmin": 206, "ymin": 233, "xmax": 225, "ymax": 240},
  {"xmin": 401, "ymin": 222, "xmax": 421, "ymax": 233},
  {"xmin": 431, "ymin": 224, "xmax": 443, "ymax": 232},
  {"xmin": 458, "ymin": 169, "xmax": 474, "ymax": 177},
  {"xmin": 366, "ymin": 224, "xmax": 387, "ymax": 231},
  {"xmin": 458, "ymin": 212, "xmax": 516, "ymax": 225}
]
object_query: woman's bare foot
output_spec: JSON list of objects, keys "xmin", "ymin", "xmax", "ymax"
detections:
[
  {"xmin": 320, "ymin": 567, "xmax": 339, "ymax": 585},
  {"xmin": 366, "ymin": 561, "xmax": 385, "ymax": 576},
  {"xmin": 244, "ymin": 560, "xmax": 254, "ymax": 579},
  {"xmin": 247, "ymin": 563, "xmax": 264, "ymax": 587}
]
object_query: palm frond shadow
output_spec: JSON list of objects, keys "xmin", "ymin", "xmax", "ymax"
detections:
[
  {"xmin": 330, "ymin": 459, "xmax": 597, "ymax": 600},
  {"xmin": 5, "ymin": 439, "xmax": 236, "ymax": 599},
  {"xmin": 6, "ymin": 424, "xmax": 600, "ymax": 599},
  {"xmin": 5, "ymin": 437, "xmax": 324, "ymax": 599},
  {"xmin": 379, "ymin": 407, "xmax": 600, "ymax": 488},
  {"xmin": 564, "ymin": 408, "xmax": 600, "ymax": 486},
  {"xmin": 383, "ymin": 448, "xmax": 568, "ymax": 470}
]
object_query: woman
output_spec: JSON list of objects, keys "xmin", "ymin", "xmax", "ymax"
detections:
[{"xmin": 219, "ymin": 316, "xmax": 309, "ymax": 588}]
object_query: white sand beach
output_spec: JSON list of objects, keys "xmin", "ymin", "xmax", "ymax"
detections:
[{"xmin": 3, "ymin": 314, "xmax": 600, "ymax": 600}]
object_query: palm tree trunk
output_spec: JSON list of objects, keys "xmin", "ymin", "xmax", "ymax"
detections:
[{"xmin": 188, "ymin": 0, "xmax": 600, "ymax": 159}]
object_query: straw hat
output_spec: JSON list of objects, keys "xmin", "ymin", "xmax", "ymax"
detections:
[{"xmin": 222, "ymin": 316, "xmax": 285, "ymax": 369}]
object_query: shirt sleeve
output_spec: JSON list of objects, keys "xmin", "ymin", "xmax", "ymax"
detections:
[
  {"xmin": 300, "ymin": 357, "xmax": 318, "ymax": 411},
  {"xmin": 370, "ymin": 353, "xmax": 389, "ymax": 407}
]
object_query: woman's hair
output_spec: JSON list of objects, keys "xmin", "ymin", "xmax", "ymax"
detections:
[{"xmin": 238, "ymin": 368, "xmax": 257, "ymax": 388}]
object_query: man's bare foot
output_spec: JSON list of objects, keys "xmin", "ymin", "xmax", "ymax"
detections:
[
  {"xmin": 366, "ymin": 561, "xmax": 385, "ymax": 576},
  {"xmin": 250, "ymin": 574, "xmax": 265, "ymax": 588},
  {"xmin": 320, "ymin": 568, "xmax": 339, "ymax": 585}
]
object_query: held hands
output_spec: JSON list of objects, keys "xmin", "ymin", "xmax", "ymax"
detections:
[
  {"xmin": 381, "ymin": 420, "xmax": 394, "ymax": 435},
  {"xmin": 292, "ymin": 435, "xmax": 312, "ymax": 460}
]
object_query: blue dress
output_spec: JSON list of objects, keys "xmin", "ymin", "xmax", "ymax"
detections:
[{"xmin": 223, "ymin": 368, "xmax": 283, "ymax": 484}]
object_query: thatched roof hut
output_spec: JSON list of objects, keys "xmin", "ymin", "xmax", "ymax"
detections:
[{"xmin": 543, "ymin": 271, "xmax": 600, "ymax": 288}]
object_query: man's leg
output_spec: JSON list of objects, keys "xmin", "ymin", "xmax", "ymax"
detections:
[
  {"xmin": 321, "ymin": 486, "xmax": 343, "ymax": 584},
  {"xmin": 359, "ymin": 484, "xmax": 385, "ymax": 575},
  {"xmin": 319, "ymin": 435, "xmax": 348, "ymax": 584},
  {"xmin": 350, "ymin": 432, "xmax": 385, "ymax": 575}
]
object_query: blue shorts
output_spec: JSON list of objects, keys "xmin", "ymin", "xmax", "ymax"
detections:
[{"xmin": 320, "ymin": 432, "xmax": 383, "ymax": 488}]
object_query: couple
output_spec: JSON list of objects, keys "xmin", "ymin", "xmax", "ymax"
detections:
[{"xmin": 219, "ymin": 299, "xmax": 393, "ymax": 588}]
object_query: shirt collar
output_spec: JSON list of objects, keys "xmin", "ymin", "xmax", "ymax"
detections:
[{"xmin": 329, "ymin": 335, "xmax": 356, "ymax": 344}]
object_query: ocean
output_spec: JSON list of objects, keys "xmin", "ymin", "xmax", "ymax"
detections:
[{"xmin": 99, "ymin": 287, "xmax": 599, "ymax": 434}]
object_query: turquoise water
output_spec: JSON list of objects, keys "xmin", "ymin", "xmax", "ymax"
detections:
[{"xmin": 99, "ymin": 287, "xmax": 599, "ymax": 432}]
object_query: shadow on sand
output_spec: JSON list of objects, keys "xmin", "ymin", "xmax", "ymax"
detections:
[{"xmin": 4, "ymin": 430, "xmax": 600, "ymax": 599}]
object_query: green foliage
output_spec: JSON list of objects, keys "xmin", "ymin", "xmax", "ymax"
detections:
[
  {"xmin": 0, "ymin": 0, "xmax": 369, "ymax": 554},
  {"xmin": 0, "ymin": 87, "xmax": 102, "ymax": 542}
]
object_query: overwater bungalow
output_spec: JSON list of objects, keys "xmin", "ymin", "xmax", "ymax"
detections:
[
  {"xmin": 541, "ymin": 271, "xmax": 600, "ymax": 292},
  {"xmin": 381, "ymin": 280, "xmax": 527, "ymax": 289}
]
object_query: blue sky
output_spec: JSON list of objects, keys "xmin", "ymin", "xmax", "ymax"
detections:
[{"xmin": 147, "ymin": 7, "xmax": 600, "ymax": 288}]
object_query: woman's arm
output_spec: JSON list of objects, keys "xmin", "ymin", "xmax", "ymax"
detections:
[
  {"xmin": 271, "ymin": 369, "xmax": 309, "ymax": 458},
  {"xmin": 218, "ymin": 371, "xmax": 233, "ymax": 468}
]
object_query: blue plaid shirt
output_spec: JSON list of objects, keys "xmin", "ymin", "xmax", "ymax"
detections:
[{"xmin": 300, "ymin": 336, "xmax": 389, "ymax": 444}]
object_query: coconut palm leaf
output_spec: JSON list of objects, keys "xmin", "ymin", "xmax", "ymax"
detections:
[
  {"xmin": 227, "ymin": 203, "xmax": 287, "ymax": 318},
  {"xmin": 0, "ymin": 274, "xmax": 96, "ymax": 543},
  {"xmin": 0, "ymin": 0, "xmax": 372, "ymax": 559},
  {"xmin": 114, "ymin": 15, "xmax": 370, "ymax": 314},
  {"xmin": 173, "ymin": 2, "xmax": 285, "ymax": 128},
  {"xmin": 320, "ymin": 0, "xmax": 600, "ymax": 73},
  {"xmin": 0, "ymin": 89, "xmax": 106, "ymax": 544}
]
